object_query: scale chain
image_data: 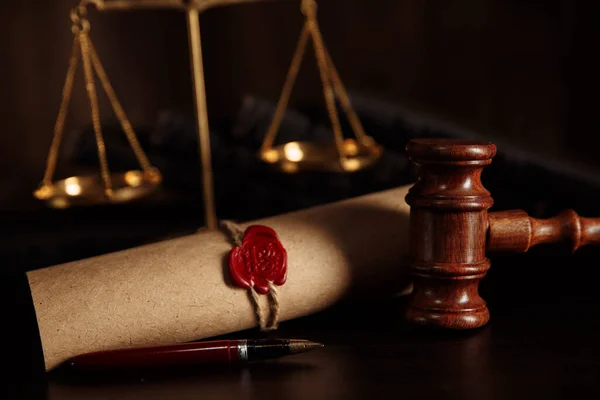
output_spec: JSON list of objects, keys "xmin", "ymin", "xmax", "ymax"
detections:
[
  {"xmin": 79, "ymin": 27, "xmax": 114, "ymax": 196},
  {"xmin": 88, "ymin": 40, "xmax": 156, "ymax": 177},
  {"xmin": 303, "ymin": 0, "xmax": 346, "ymax": 160},
  {"xmin": 260, "ymin": 22, "xmax": 310, "ymax": 153},
  {"xmin": 259, "ymin": 0, "xmax": 371, "ymax": 164},
  {"xmin": 323, "ymin": 45, "xmax": 369, "ymax": 145},
  {"xmin": 40, "ymin": 36, "xmax": 81, "ymax": 188},
  {"xmin": 38, "ymin": 4, "xmax": 160, "ymax": 199}
]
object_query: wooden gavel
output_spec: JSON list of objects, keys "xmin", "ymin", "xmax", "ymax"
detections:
[{"xmin": 405, "ymin": 139, "xmax": 600, "ymax": 329}]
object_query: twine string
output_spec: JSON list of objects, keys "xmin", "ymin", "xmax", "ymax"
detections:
[
  {"xmin": 221, "ymin": 220, "xmax": 244, "ymax": 247},
  {"xmin": 266, "ymin": 281, "xmax": 280, "ymax": 330},
  {"xmin": 221, "ymin": 220, "xmax": 280, "ymax": 331},
  {"xmin": 249, "ymin": 287, "xmax": 267, "ymax": 330}
]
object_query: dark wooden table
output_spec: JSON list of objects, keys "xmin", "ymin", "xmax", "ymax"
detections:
[{"xmin": 25, "ymin": 247, "xmax": 595, "ymax": 400}]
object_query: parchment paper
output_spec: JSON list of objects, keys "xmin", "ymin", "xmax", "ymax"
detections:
[{"xmin": 28, "ymin": 185, "xmax": 411, "ymax": 371}]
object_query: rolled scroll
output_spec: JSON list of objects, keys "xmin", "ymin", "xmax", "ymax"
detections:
[{"xmin": 28, "ymin": 185, "xmax": 412, "ymax": 371}]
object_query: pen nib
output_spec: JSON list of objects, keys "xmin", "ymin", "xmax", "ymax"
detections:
[{"xmin": 288, "ymin": 340, "xmax": 324, "ymax": 355}]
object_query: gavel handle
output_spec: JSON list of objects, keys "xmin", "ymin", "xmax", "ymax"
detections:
[{"xmin": 487, "ymin": 210, "xmax": 600, "ymax": 252}]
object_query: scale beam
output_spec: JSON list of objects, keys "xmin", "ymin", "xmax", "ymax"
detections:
[{"xmin": 88, "ymin": 0, "xmax": 285, "ymax": 13}]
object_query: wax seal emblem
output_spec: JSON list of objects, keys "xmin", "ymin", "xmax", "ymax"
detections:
[{"xmin": 229, "ymin": 225, "xmax": 287, "ymax": 294}]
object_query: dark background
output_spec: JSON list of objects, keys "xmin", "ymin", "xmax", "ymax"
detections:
[{"xmin": 1, "ymin": 0, "xmax": 598, "ymax": 212}]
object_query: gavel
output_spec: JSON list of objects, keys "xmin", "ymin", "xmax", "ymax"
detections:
[{"xmin": 405, "ymin": 139, "xmax": 600, "ymax": 329}]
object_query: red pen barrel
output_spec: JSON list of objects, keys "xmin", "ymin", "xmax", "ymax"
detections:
[{"xmin": 68, "ymin": 340, "xmax": 240, "ymax": 370}]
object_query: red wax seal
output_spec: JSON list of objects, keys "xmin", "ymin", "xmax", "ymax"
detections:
[{"xmin": 229, "ymin": 225, "xmax": 287, "ymax": 294}]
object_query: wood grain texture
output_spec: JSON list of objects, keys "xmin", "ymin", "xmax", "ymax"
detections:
[
  {"xmin": 488, "ymin": 209, "xmax": 600, "ymax": 252},
  {"xmin": 405, "ymin": 139, "xmax": 496, "ymax": 329},
  {"xmin": 405, "ymin": 138, "xmax": 600, "ymax": 331}
]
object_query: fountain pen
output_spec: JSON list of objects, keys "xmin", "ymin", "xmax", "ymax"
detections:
[{"xmin": 66, "ymin": 339, "xmax": 323, "ymax": 371}]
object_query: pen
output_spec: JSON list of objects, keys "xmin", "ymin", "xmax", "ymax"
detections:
[{"xmin": 65, "ymin": 339, "xmax": 324, "ymax": 371}]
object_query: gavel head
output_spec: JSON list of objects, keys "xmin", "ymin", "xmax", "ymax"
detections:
[{"xmin": 405, "ymin": 139, "xmax": 497, "ymax": 329}]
